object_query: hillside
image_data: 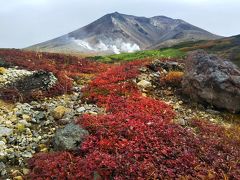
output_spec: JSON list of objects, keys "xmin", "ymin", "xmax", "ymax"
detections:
[
  {"xmin": 26, "ymin": 12, "xmax": 220, "ymax": 54},
  {"xmin": 160, "ymin": 34, "xmax": 240, "ymax": 67},
  {"xmin": 0, "ymin": 49, "xmax": 240, "ymax": 179}
]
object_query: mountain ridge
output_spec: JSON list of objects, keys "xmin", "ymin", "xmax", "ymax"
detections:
[{"xmin": 26, "ymin": 12, "xmax": 222, "ymax": 54}]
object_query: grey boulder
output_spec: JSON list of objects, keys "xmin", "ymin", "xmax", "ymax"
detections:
[
  {"xmin": 182, "ymin": 50, "xmax": 240, "ymax": 113},
  {"xmin": 53, "ymin": 123, "xmax": 89, "ymax": 151}
]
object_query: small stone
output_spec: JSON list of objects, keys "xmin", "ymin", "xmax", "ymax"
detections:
[
  {"xmin": 139, "ymin": 67, "xmax": 147, "ymax": 72},
  {"xmin": 19, "ymin": 120, "xmax": 31, "ymax": 127},
  {"xmin": 21, "ymin": 151, "xmax": 32, "ymax": 158},
  {"xmin": 0, "ymin": 141, "xmax": 5, "ymax": 146},
  {"xmin": 9, "ymin": 115, "xmax": 17, "ymax": 122},
  {"xmin": 40, "ymin": 147, "xmax": 48, "ymax": 152},
  {"xmin": 173, "ymin": 103, "xmax": 181, "ymax": 110},
  {"xmin": 84, "ymin": 105, "xmax": 91, "ymax": 110},
  {"xmin": 52, "ymin": 106, "xmax": 66, "ymax": 120},
  {"xmin": 22, "ymin": 168, "xmax": 30, "ymax": 175},
  {"xmin": 178, "ymin": 118, "xmax": 187, "ymax": 126},
  {"xmin": 25, "ymin": 128, "xmax": 32, "ymax": 136},
  {"xmin": 0, "ymin": 67, "xmax": 7, "ymax": 74},
  {"xmin": 76, "ymin": 107, "xmax": 86, "ymax": 113},
  {"xmin": 38, "ymin": 144, "xmax": 46, "ymax": 150},
  {"xmin": 1, "ymin": 138, "xmax": 7, "ymax": 144},
  {"xmin": 137, "ymin": 80, "xmax": 152, "ymax": 88},
  {"xmin": 13, "ymin": 176, "xmax": 23, "ymax": 180},
  {"xmin": 71, "ymin": 93, "xmax": 79, "ymax": 101},
  {"xmin": 0, "ymin": 162, "xmax": 6, "ymax": 171},
  {"xmin": 209, "ymin": 118, "xmax": 215, "ymax": 122},
  {"xmin": 178, "ymin": 101, "xmax": 183, "ymax": 105},
  {"xmin": 0, "ymin": 141, "xmax": 7, "ymax": 158},
  {"xmin": 0, "ymin": 77, "xmax": 6, "ymax": 83},
  {"xmin": 1, "ymin": 169, "xmax": 7, "ymax": 176},
  {"xmin": 162, "ymin": 69, "xmax": 168, "ymax": 74},
  {"xmin": 0, "ymin": 127, "xmax": 13, "ymax": 137},
  {"xmin": 152, "ymin": 72, "xmax": 160, "ymax": 77},
  {"xmin": 88, "ymin": 111, "xmax": 98, "ymax": 115},
  {"xmin": 11, "ymin": 170, "xmax": 21, "ymax": 177},
  {"xmin": 35, "ymin": 111, "xmax": 45, "ymax": 121},
  {"xmin": 22, "ymin": 114, "xmax": 31, "ymax": 121}
]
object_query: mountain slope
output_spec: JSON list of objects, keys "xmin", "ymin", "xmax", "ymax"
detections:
[
  {"xmin": 26, "ymin": 12, "xmax": 221, "ymax": 54},
  {"xmin": 164, "ymin": 34, "xmax": 240, "ymax": 67}
]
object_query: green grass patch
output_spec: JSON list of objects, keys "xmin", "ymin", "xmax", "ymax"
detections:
[{"xmin": 91, "ymin": 49, "xmax": 186, "ymax": 63}]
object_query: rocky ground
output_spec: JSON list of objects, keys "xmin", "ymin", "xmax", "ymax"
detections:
[
  {"xmin": 0, "ymin": 67, "xmax": 105, "ymax": 179},
  {"xmin": 0, "ymin": 54, "xmax": 240, "ymax": 179},
  {"xmin": 136, "ymin": 62, "xmax": 239, "ymax": 128}
]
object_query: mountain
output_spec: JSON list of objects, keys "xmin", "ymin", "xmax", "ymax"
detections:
[
  {"xmin": 164, "ymin": 34, "xmax": 240, "ymax": 67},
  {"xmin": 26, "ymin": 12, "xmax": 221, "ymax": 54}
]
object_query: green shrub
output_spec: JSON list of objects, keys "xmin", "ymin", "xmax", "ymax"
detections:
[{"xmin": 92, "ymin": 49, "xmax": 186, "ymax": 63}]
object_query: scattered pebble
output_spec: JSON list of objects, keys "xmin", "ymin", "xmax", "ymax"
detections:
[{"xmin": 0, "ymin": 67, "xmax": 105, "ymax": 179}]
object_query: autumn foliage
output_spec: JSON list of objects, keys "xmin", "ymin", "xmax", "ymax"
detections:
[
  {"xmin": 0, "ymin": 49, "xmax": 108, "ymax": 101},
  {"xmin": 27, "ymin": 59, "xmax": 240, "ymax": 179},
  {"xmin": 161, "ymin": 71, "xmax": 184, "ymax": 87}
]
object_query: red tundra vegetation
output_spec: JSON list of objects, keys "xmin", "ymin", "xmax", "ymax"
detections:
[
  {"xmin": 27, "ymin": 59, "xmax": 240, "ymax": 179},
  {"xmin": 0, "ymin": 49, "xmax": 108, "ymax": 101}
]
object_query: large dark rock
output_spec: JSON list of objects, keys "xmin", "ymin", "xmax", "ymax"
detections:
[
  {"xmin": 9, "ymin": 71, "xmax": 57, "ymax": 91},
  {"xmin": 0, "ymin": 68, "xmax": 58, "ymax": 102},
  {"xmin": 182, "ymin": 50, "xmax": 240, "ymax": 113},
  {"xmin": 53, "ymin": 123, "xmax": 89, "ymax": 151}
]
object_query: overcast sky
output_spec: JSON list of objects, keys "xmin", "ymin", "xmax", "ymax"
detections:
[{"xmin": 0, "ymin": 0, "xmax": 239, "ymax": 48}]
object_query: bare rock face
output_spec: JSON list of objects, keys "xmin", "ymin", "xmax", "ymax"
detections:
[
  {"xmin": 182, "ymin": 50, "xmax": 240, "ymax": 113},
  {"xmin": 26, "ymin": 12, "xmax": 220, "ymax": 54}
]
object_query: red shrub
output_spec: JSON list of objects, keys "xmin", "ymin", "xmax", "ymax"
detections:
[
  {"xmin": 27, "ymin": 60, "xmax": 240, "ymax": 179},
  {"xmin": 0, "ymin": 49, "xmax": 108, "ymax": 101},
  {"xmin": 82, "ymin": 59, "xmax": 148, "ymax": 105}
]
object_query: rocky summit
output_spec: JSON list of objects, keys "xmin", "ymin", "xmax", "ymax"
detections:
[{"xmin": 26, "ymin": 12, "xmax": 220, "ymax": 54}]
